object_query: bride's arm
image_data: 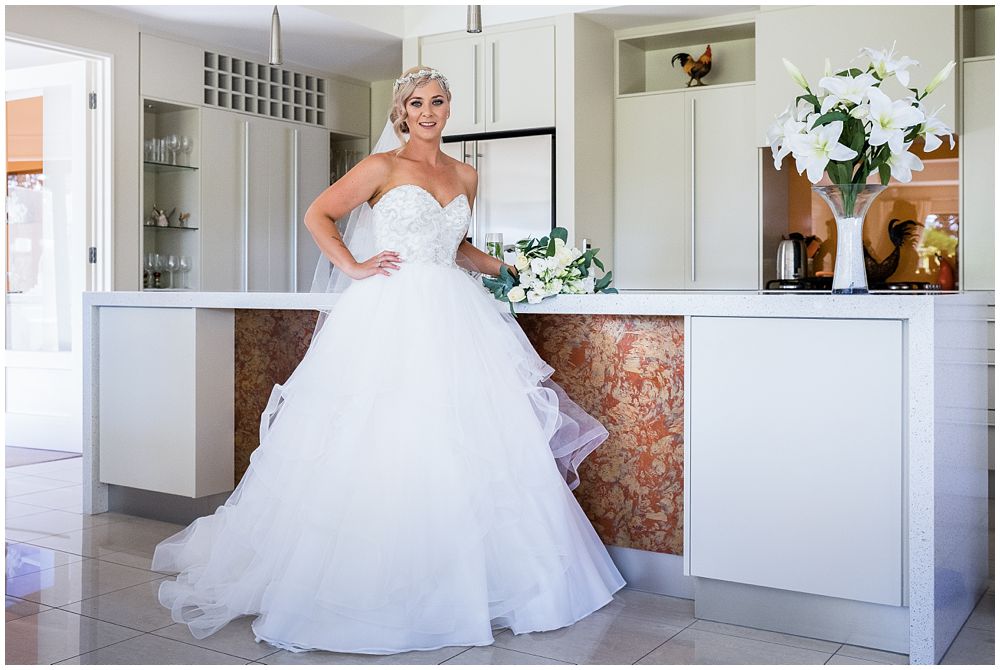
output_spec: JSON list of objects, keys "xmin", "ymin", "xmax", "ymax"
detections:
[
  {"xmin": 457, "ymin": 240, "xmax": 518, "ymax": 278},
  {"xmin": 455, "ymin": 164, "xmax": 518, "ymax": 278},
  {"xmin": 304, "ymin": 155, "xmax": 401, "ymax": 279}
]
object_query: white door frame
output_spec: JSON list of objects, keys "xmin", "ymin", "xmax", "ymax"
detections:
[{"xmin": 5, "ymin": 36, "xmax": 112, "ymax": 453}]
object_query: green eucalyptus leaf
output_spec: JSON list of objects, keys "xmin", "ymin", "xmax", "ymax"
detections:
[
  {"xmin": 878, "ymin": 163, "xmax": 891, "ymax": 185},
  {"xmin": 550, "ymin": 227, "xmax": 568, "ymax": 242},
  {"xmin": 593, "ymin": 257, "xmax": 606, "ymax": 272},
  {"xmin": 811, "ymin": 110, "xmax": 848, "ymax": 129}
]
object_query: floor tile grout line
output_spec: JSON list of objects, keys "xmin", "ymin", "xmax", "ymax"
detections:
[
  {"xmin": 144, "ymin": 628, "xmax": 274, "ymax": 663},
  {"xmin": 436, "ymin": 645, "xmax": 475, "ymax": 664},
  {"xmin": 5, "ymin": 474, "xmax": 83, "ymax": 488},
  {"xmin": 465, "ymin": 640, "xmax": 577, "ymax": 665},
  {"xmin": 13, "ymin": 568, "xmax": 166, "ymax": 611},
  {"xmin": 15, "ymin": 615, "xmax": 147, "ymax": 665},
  {"xmin": 629, "ymin": 617, "xmax": 698, "ymax": 664},
  {"xmin": 686, "ymin": 619, "xmax": 846, "ymax": 656}
]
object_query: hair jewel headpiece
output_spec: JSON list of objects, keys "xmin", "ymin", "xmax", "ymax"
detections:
[{"xmin": 393, "ymin": 68, "xmax": 449, "ymax": 93}]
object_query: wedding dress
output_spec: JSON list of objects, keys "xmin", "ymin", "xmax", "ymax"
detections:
[{"xmin": 151, "ymin": 183, "xmax": 626, "ymax": 654}]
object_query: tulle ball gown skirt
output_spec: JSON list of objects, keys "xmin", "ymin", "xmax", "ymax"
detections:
[{"xmin": 151, "ymin": 261, "xmax": 626, "ymax": 654}]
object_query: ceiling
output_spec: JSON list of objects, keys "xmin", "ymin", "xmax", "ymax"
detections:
[
  {"xmin": 6, "ymin": 40, "xmax": 87, "ymax": 70},
  {"xmin": 86, "ymin": 4, "xmax": 757, "ymax": 83}
]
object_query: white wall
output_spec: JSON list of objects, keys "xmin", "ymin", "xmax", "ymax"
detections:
[
  {"xmin": 7, "ymin": 5, "xmax": 141, "ymax": 290},
  {"xmin": 369, "ymin": 78, "xmax": 395, "ymax": 148},
  {"xmin": 402, "ymin": 5, "xmax": 613, "ymax": 38}
]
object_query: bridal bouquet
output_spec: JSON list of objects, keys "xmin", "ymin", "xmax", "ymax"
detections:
[
  {"xmin": 482, "ymin": 227, "xmax": 616, "ymax": 315},
  {"xmin": 767, "ymin": 43, "xmax": 955, "ymax": 186}
]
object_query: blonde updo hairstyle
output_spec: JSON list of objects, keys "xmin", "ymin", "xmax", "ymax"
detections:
[{"xmin": 389, "ymin": 66, "xmax": 452, "ymax": 145}]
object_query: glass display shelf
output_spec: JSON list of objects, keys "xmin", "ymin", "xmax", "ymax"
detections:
[
  {"xmin": 143, "ymin": 160, "xmax": 199, "ymax": 173},
  {"xmin": 143, "ymin": 224, "xmax": 199, "ymax": 231}
]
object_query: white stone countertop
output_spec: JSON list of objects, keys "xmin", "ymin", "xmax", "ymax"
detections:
[{"xmin": 83, "ymin": 289, "xmax": 993, "ymax": 321}]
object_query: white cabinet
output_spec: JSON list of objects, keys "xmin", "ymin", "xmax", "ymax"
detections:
[
  {"xmin": 755, "ymin": 5, "xmax": 957, "ymax": 145},
  {"xmin": 615, "ymin": 84, "xmax": 758, "ymax": 290},
  {"xmin": 140, "ymin": 33, "xmax": 204, "ymax": 106},
  {"xmin": 98, "ymin": 307, "xmax": 234, "ymax": 498},
  {"xmin": 324, "ymin": 78, "xmax": 371, "ymax": 137},
  {"xmin": 420, "ymin": 35, "xmax": 483, "ymax": 134},
  {"xmin": 198, "ymin": 109, "xmax": 330, "ymax": 292},
  {"xmin": 614, "ymin": 92, "xmax": 687, "ymax": 289},
  {"xmin": 420, "ymin": 25, "xmax": 555, "ymax": 135},
  {"xmin": 686, "ymin": 316, "xmax": 904, "ymax": 606},
  {"xmin": 199, "ymin": 108, "xmax": 243, "ymax": 292},
  {"xmin": 961, "ymin": 58, "xmax": 994, "ymax": 291}
]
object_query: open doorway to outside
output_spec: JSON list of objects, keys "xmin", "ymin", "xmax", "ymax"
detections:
[{"xmin": 5, "ymin": 37, "xmax": 110, "ymax": 458}]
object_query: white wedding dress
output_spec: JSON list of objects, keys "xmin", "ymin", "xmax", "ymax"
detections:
[{"xmin": 151, "ymin": 183, "xmax": 626, "ymax": 654}]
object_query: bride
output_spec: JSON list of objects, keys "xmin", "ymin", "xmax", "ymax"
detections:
[{"xmin": 151, "ymin": 66, "xmax": 626, "ymax": 655}]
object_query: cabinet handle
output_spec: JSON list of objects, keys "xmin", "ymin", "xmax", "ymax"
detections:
[
  {"xmin": 473, "ymin": 43, "xmax": 480, "ymax": 125},
  {"xmin": 491, "ymin": 41, "xmax": 497, "ymax": 124},
  {"xmin": 291, "ymin": 128, "xmax": 299, "ymax": 293},
  {"xmin": 242, "ymin": 120, "xmax": 250, "ymax": 292},
  {"xmin": 690, "ymin": 96, "xmax": 696, "ymax": 284}
]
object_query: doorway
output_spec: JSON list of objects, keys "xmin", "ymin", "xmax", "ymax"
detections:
[{"xmin": 5, "ymin": 38, "xmax": 109, "ymax": 454}]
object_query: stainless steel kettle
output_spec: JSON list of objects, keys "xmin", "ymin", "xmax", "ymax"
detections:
[{"xmin": 776, "ymin": 234, "xmax": 808, "ymax": 280}]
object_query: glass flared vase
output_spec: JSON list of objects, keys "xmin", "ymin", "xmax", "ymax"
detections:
[{"xmin": 812, "ymin": 184, "xmax": 887, "ymax": 294}]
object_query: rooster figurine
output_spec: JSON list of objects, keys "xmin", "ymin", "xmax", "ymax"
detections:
[
  {"xmin": 671, "ymin": 45, "xmax": 712, "ymax": 87},
  {"xmin": 863, "ymin": 218, "xmax": 923, "ymax": 285}
]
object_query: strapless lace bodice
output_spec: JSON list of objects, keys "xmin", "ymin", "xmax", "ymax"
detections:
[{"xmin": 372, "ymin": 184, "xmax": 470, "ymax": 267}]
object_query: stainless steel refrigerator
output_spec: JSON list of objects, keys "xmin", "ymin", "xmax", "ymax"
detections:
[{"xmin": 441, "ymin": 129, "xmax": 555, "ymax": 251}]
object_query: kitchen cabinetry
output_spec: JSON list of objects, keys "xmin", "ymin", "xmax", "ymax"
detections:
[
  {"xmin": 686, "ymin": 316, "xmax": 904, "ymax": 606},
  {"xmin": 98, "ymin": 307, "xmax": 234, "ymax": 498},
  {"xmin": 614, "ymin": 84, "xmax": 758, "ymax": 290},
  {"xmin": 141, "ymin": 99, "xmax": 201, "ymax": 290},
  {"xmin": 420, "ymin": 25, "xmax": 555, "ymax": 135},
  {"xmin": 140, "ymin": 34, "xmax": 203, "ymax": 106},
  {"xmin": 961, "ymin": 57, "xmax": 994, "ymax": 291},
  {"xmin": 754, "ymin": 5, "xmax": 957, "ymax": 145},
  {"xmin": 197, "ymin": 110, "xmax": 331, "ymax": 292}
]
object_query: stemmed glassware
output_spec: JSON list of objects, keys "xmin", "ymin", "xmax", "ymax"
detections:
[
  {"xmin": 151, "ymin": 253, "xmax": 164, "ymax": 288},
  {"xmin": 178, "ymin": 255, "xmax": 192, "ymax": 289},
  {"xmin": 143, "ymin": 253, "xmax": 155, "ymax": 288},
  {"xmin": 165, "ymin": 254, "xmax": 179, "ymax": 289},
  {"xmin": 179, "ymin": 136, "xmax": 193, "ymax": 166},
  {"xmin": 165, "ymin": 134, "xmax": 180, "ymax": 165}
]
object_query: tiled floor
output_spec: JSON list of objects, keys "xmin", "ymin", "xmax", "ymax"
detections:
[{"xmin": 5, "ymin": 456, "xmax": 997, "ymax": 665}]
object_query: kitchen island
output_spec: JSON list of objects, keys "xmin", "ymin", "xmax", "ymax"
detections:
[{"xmin": 81, "ymin": 289, "xmax": 992, "ymax": 664}]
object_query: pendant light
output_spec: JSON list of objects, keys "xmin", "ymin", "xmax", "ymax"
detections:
[
  {"xmin": 269, "ymin": 5, "xmax": 283, "ymax": 66},
  {"xmin": 466, "ymin": 5, "xmax": 482, "ymax": 34}
]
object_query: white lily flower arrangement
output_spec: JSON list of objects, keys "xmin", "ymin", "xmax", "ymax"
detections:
[
  {"xmin": 768, "ymin": 43, "xmax": 955, "ymax": 187},
  {"xmin": 482, "ymin": 227, "xmax": 616, "ymax": 316}
]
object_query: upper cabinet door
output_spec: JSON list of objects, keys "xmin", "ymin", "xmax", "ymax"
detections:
[
  {"xmin": 486, "ymin": 26, "xmax": 556, "ymax": 131},
  {"xmin": 199, "ymin": 108, "xmax": 245, "ymax": 292},
  {"xmin": 421, "ymin": 35, "xmax": 485, "ymax": 136},
  {"xmin": 324, "ymin": 79, "xmax": 371, "ymax": 137},
  {"xmin": 613, "ymin": 93, "xmax": 688, "ymax": 290},
  {"xmin": 962, "ymin": 58, "xmax": 995, "ymax": 291},
  {"xmin": 687, "ymin": 84, "xmax": 759, "ymax": 290},
  {"xmin": 296, "ymin": 126, "xmax": 332, "ymax": 293},
  {"xmin": 754, "ymin": 5, "xmax": 957, "ymax": 146},
  {"xmin": 140, "ymin": 33, "xmax": 204, "ymax": 106}
]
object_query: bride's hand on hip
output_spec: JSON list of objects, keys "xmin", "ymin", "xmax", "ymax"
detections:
[{"xmin": 348, "ymin": 250, "xmax": 402, "ymax": 279}]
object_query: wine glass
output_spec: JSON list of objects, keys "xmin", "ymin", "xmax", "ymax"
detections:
[
  {"xmin": 178, "ymin": 255, "xmax": 192, "ymax": 289},
  {"xmin": 151, "ymin": 253, "xmax": 164, "ymax": 288},
  {"xmin": 143, "ymin": 253, "xmax": 155, "ymax": 288},
  {"xmin": 144, "ymin": 139, "xmax": 154, "ymax": 162},
  {"xmin": 179, "ymin": 136, "xmax": 193, "ymax": 166},
  {"xmin": 165, "ymin": 255, "xmax": 179, "ymax": 289},
  {"xmin": 165, "ymin": 134, "xmax": 180, "ymax": 165}
]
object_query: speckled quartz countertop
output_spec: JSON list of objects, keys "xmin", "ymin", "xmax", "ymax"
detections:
[{"xmin": 82, "ymin": 289, "xmax": 988, "ymax": 320}]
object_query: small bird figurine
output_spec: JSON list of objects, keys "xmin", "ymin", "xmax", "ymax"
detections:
[
  {"xmin": 671, "ymin": 45, "xmax": 713, "ymax": 87},
  {"xmin": 863, "ymin": 218, "xmax": 923, "ymax": 285}
]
